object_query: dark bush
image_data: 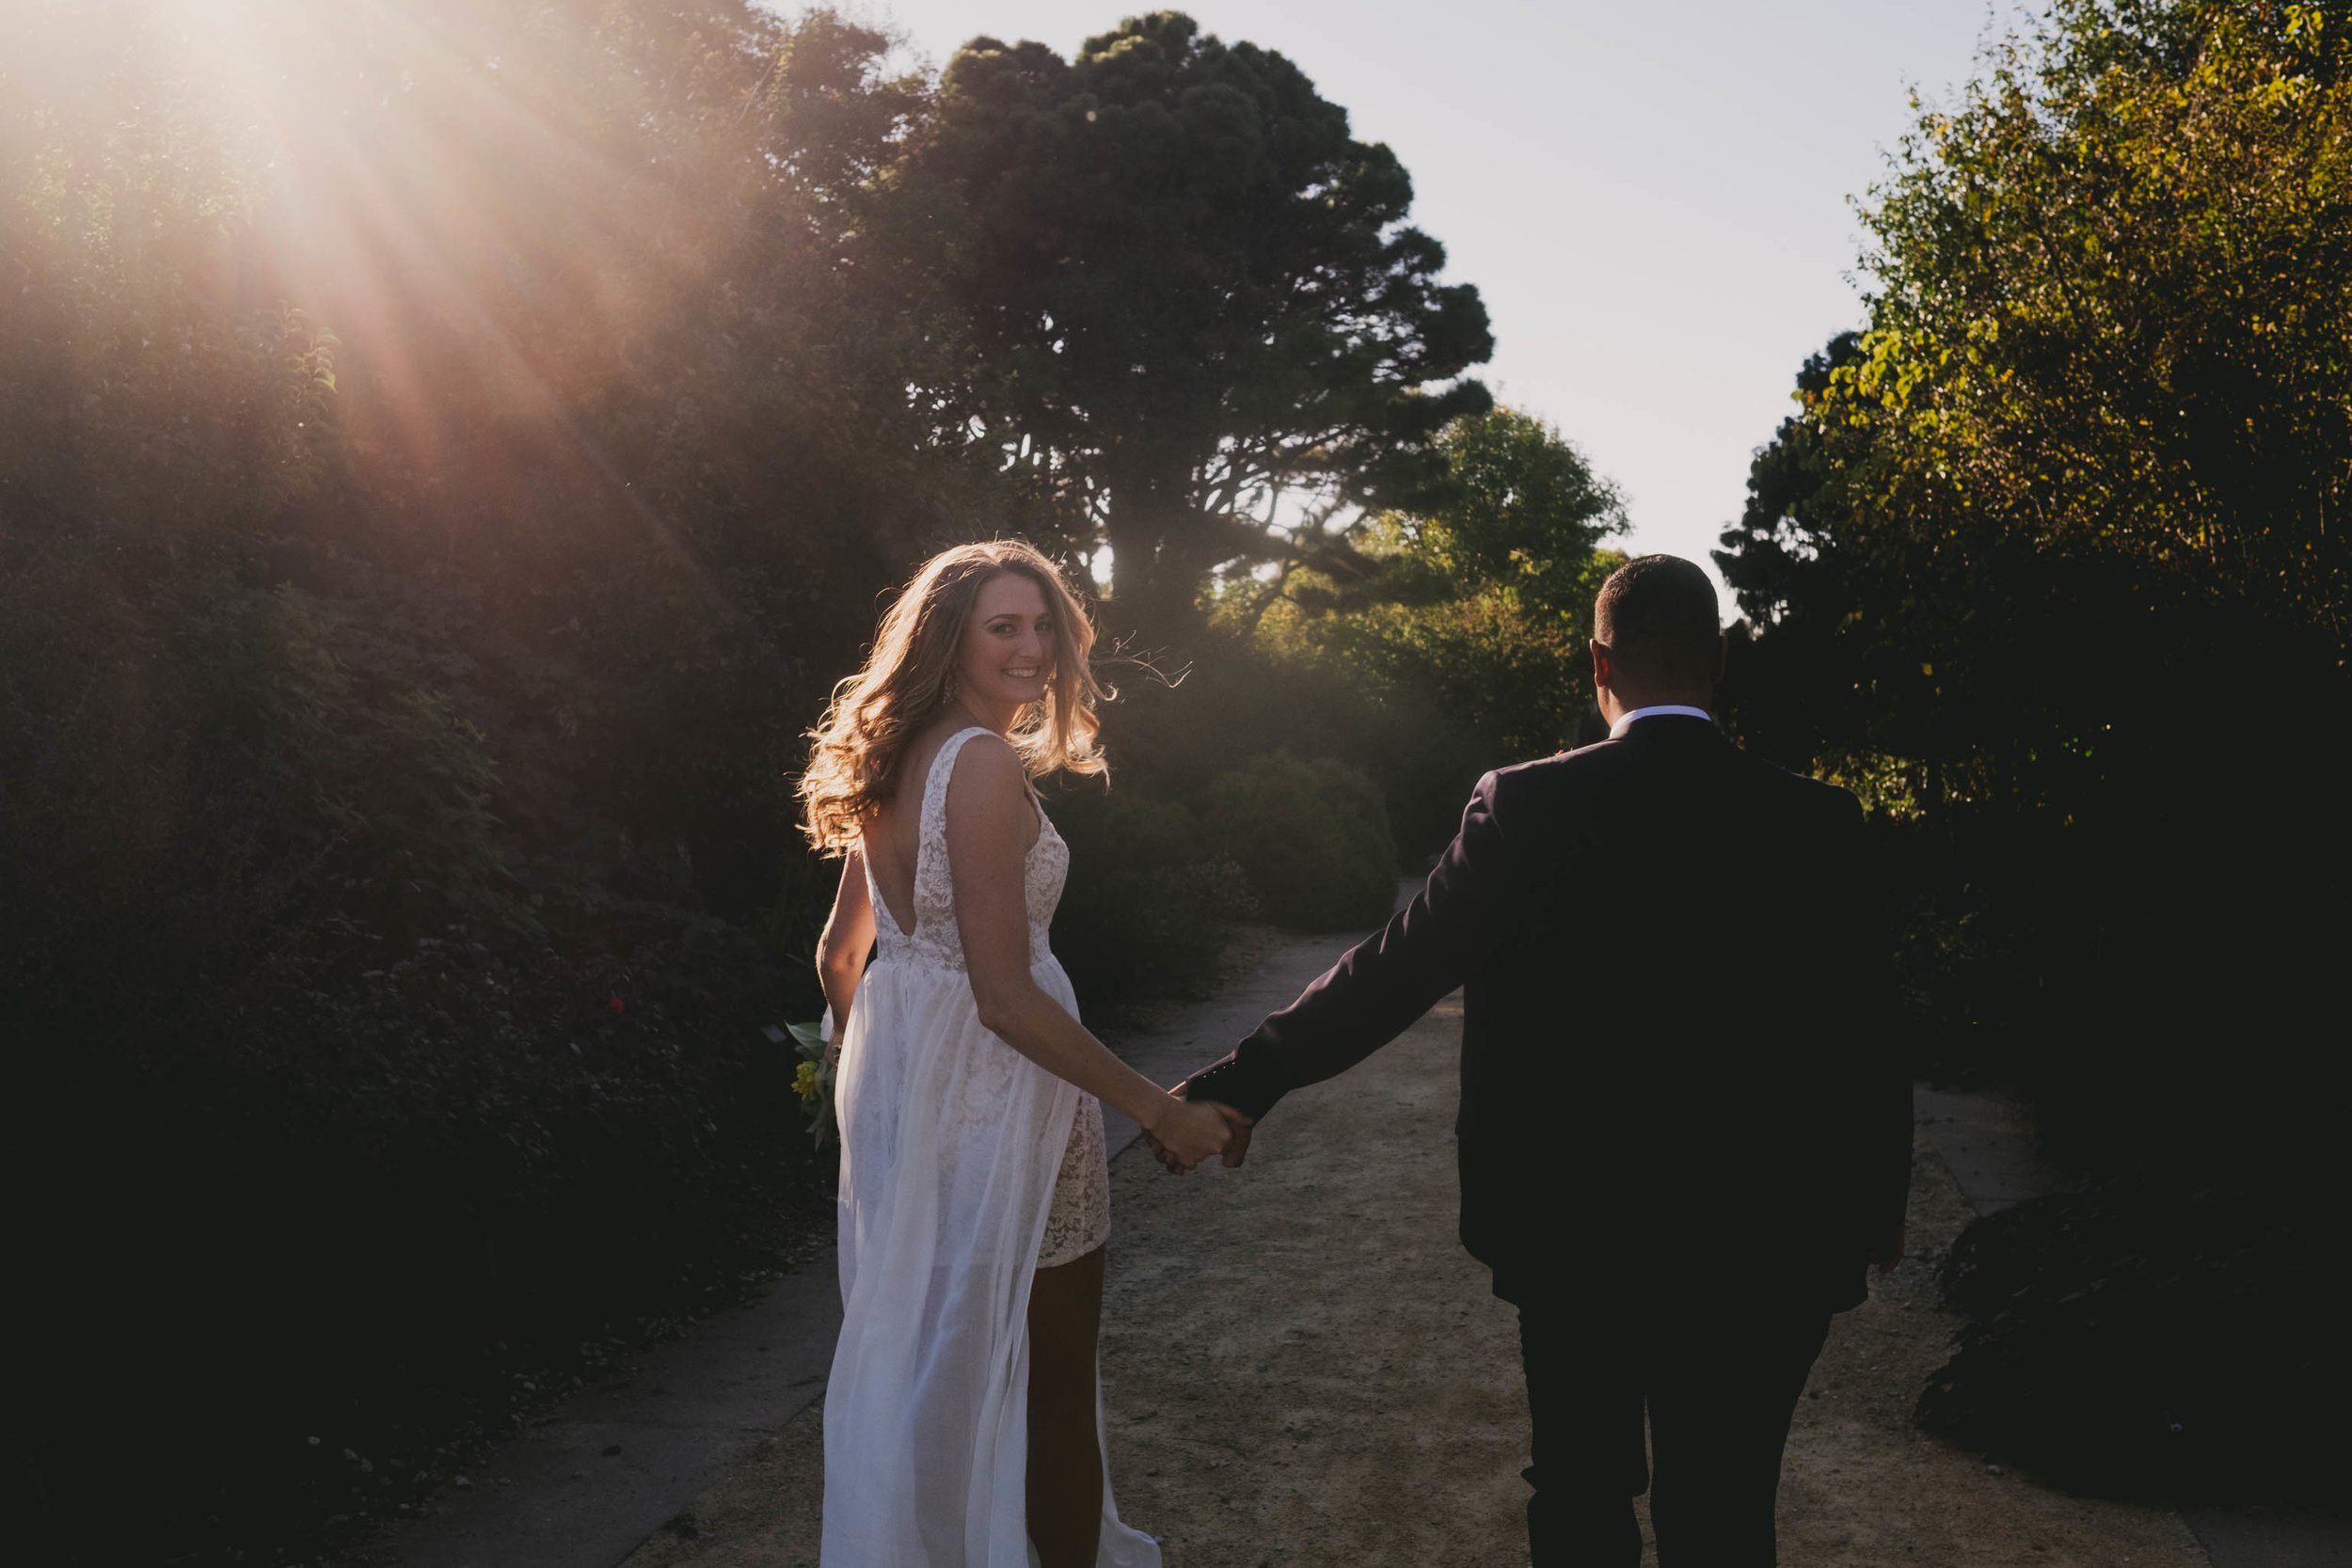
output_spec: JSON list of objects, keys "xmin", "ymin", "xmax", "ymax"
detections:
[
  {"xmin": 13, "ymin": 889, "xmax": 833, "ymax": 1567},
  {"xmin": 1205, "ymin": 752, "xmax": 1400, "ymax": 931},
  {"xmin": 1919, "ymin": 1180, "xmax": 2348, "ymax": 1506},
  {"xmin": 1045, "ymin": 782, "xmax": 1259, "ymax": 1012},
  {"xmin": 1094, "ymin": 628, "xmax": 1490, "ymax": 860}
]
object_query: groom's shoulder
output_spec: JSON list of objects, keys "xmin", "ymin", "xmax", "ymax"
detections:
[
  {"xmin": 1487, "ymin": 746, "xmax": 1580, "ymax": 794},
  {"xmin": 1491, "ymin": 737, "xmax": 1628, "ymax": 782},
  {"xmin": 1734, "ymin": 746, "xmax": 1867, "ymax": 832},
  {"xmin": 1487, "ymin": 736, "xmax": 1862, "ymax": 822},
  {"xmin": 1496, "ymin": 733, "xmax": 1645, "ymax": 781},
  {"xmin": 1482, "ymin": 737, "xmax": 1633, "ymax": 805}
]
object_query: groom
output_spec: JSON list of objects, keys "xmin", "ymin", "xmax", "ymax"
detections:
[{"xmin": 1176, "ymin": 554, "xmax": 1910, "ymax": 1566}]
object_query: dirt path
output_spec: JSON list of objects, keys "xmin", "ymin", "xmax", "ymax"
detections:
[{"xmin": 619, "ymin": 996, "xmax": 2212, "ymax": 1567}]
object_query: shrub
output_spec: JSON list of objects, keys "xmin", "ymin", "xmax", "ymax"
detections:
[
  {"xmin": 0, "ymin": 528, "xmax": 514, "ymax": 995},
  {"xmin": 1093, "ymin": 627, "xmax": 1491, "ymax": 860},
  {"xmin": 1205, "ymin": 752, "xmax": 1400, "ymax": 931},
  {"xmin": 0, "ymin": 523, "xmax": 844, "ymax": 1566},
  {"xmin": 1919, "ymin": 1180, "xmax": 2346, "ymax": 1505},
  {"xmin": 1045, "ymin": 783, "xmax": 1258, "ymax": 1011},
  {"xmin": 12, "ymin": 888, "xmax": 834, "ymax": 1568}
]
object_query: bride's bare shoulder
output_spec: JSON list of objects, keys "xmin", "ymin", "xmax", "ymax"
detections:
[
  {"xmin": 939, "ymin": 731, "xmax": 1047, "ymax": 847},
  {"xmin": 942, "ymin": 728, "xmax": 1025, "ymax": 797}
]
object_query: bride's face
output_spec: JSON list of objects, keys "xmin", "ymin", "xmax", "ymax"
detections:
[{"xmin": 954, "ymin": 572, "xmax": 1055, "ymax": 714}]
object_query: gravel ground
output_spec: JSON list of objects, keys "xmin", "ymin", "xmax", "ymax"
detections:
[{"xmin": 618, "ymin": 996, "xmax": 2213, "ymax": 1568}]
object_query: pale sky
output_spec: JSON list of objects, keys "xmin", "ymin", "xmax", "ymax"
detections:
[{"xmin": 849, "ymin": 0, "xmax": 2029, "ymax": 612}]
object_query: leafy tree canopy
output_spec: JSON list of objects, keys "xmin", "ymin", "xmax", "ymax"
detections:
[
  {"xmin": 894, "ymin": 10, "xmax": 1494, "ymax": 642},
  {"xmin": 1720, "ymin": 0, "xmax": 2351, "ymax": 814},
  {"xmin": 1246, "ymin": 405, "xmax": 1626, "ymax": 769}
]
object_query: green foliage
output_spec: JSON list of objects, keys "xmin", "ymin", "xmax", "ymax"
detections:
[
  {"xmin": 1720, "ymin": 0, "xmax": 2350, "ymax": 812},
  {"xmin": 1716, "ymin": 0, "xmax": 2352, "ymax": 1042},
  {"xmin": 895, "ymin": 10, "xmax": 1495, "ymax": 640},
  {"xmin": 0, "ymin": 528, "xmax": 514, "ymax": 996},
  {"xmin": 1089, "ymin": 623, "xmax": 1475, "ymax": 858},
  {"xmin": 1715, "ymin": 1, "xmax": 2352, "ymax": 1505},
  {"xmin": 0, "ymin": 4, "xmax": 342, "ymax": 535},
  {"xmin": 1404, "ymin": 406, "xmax": 1629, "ymax": 619},
  {"xmin": 1206, "ymin": 752, "xmax": 1400, "ymax": 930},
  {"xmin": 19, "ymin": 890, "xmax": 825, "ymax": 1565},
  {"xmin": 264, "ymin": 584, "xmax": 514, "ymax": 931},
  {"xmin": 1240, "ymin": 405, "xmax": 1626, "ymax": 777},
  {"xmin": 1270, "ymin": 575, "xmax": 1597, "ymax": 764},
  {"xmin": 1831, "ymin": 0, "xmax": 2352, "ymax": 650},
  {"xmin": 1045, "ymin": 784, "xmax": 1259, "ymax": 1006}
]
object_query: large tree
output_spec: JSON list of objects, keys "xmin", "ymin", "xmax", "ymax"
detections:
[
  {"xmin": 895, "ymin": 10, "xmax": 1494, "ymax": 642},
  {"xmin": 1720, "ymin": 0, "xmax": 2351, "ymax": 816}
]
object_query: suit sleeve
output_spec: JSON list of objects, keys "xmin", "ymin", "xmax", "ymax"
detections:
[{"xmin": 1181, "ymin": 770, "xmax": 1514, "ymax": 1121}]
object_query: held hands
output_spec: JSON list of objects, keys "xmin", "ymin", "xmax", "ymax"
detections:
[
  {"xmin": 1143, "ymin": 1094, "xmax": 1232, "ymax": 1174},
  {"xmin": 1202, "ymin": 1101, "xmax": 1254, "ymax": 1169},
  {"xmin": 1143, "ymin": 1086, "xmax": 1255, "ymax": 1176}
]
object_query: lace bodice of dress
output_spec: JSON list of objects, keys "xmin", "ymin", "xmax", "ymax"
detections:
[{"xmin": 868, "ymin": 726, "xmax": 1068, "ymax": 974}]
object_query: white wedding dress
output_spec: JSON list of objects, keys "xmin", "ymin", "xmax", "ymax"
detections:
[{"xmin": 822, "ymin": 726, "xmax": 1160, "ymax": 1567}]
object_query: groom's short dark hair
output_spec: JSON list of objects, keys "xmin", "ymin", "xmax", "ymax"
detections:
[{"xmin": 1593, "ymin": 555, "xmax": 1721, "ymax": 686}]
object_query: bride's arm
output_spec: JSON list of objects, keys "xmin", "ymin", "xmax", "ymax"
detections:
[
  {"xmin": 817, "ymin": 847, "xmax": 877, "ymax": 1036},
  {"xmin": 946, "ymin": 736, "xmax": 1232, "ymax": 1171}
]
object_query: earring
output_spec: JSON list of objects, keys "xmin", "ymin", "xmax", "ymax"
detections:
[{"xmin": 942, "ymin": 673, "xmax": 959, "ymax": 705}]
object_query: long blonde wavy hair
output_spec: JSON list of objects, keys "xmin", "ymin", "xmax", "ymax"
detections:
[{"xmin": 799, "ymin": 540, "xmax": 1109, "ymax": 853}]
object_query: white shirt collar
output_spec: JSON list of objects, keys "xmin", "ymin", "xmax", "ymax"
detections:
[{"xmin": 1608, "ymin": 704, "xmax": 1714, "ymax": 739}]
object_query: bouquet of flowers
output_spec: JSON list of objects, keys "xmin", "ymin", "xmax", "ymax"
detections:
[{"xmin": 787, "ymin": 1012, "xmax": 836, "ymax": 1149}]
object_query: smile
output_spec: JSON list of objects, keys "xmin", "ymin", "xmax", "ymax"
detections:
[{"xmin": 1004, "ymin": 667, "xmax": 1041, "ymax": 678}]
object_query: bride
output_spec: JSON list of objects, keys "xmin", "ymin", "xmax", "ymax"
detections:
[{"xmin": 798, "ymin": 540, "xmax": 1234, "ymax": 1566}]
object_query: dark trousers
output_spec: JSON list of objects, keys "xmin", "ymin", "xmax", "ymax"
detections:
[{"xmin": 1507, "ymin": 1283, "xmax": 1831, "ymax": 1568}]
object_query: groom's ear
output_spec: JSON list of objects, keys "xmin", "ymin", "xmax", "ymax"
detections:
[{"xmin": 1589, "ymin": 639, "xmax": 1613, "ymax": 692}]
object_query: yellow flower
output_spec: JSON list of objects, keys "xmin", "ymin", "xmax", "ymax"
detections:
[{"xmin": 794, "ymin": 1060, "xmax": 821, "ymax": 1104}]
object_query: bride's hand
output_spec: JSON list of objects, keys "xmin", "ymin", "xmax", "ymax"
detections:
[{"xmin": 1145, "ymin": 1094, "xmax": 1232, "ymax": 1175}]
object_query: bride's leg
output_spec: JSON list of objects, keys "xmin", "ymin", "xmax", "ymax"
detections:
[{"xmin": 1026, "ymin": 1243, "xmax": 1105, "ymax": 1568}]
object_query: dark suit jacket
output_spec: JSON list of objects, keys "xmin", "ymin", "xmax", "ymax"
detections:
[{"xmin": 1183, "ymin": 715, "xmax": 1910, "ymax": 1311}]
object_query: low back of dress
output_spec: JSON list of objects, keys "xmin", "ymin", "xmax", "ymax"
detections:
[{"xmin": 866, "ymin": 726, "xmax": 1068, "ymax": 975}]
